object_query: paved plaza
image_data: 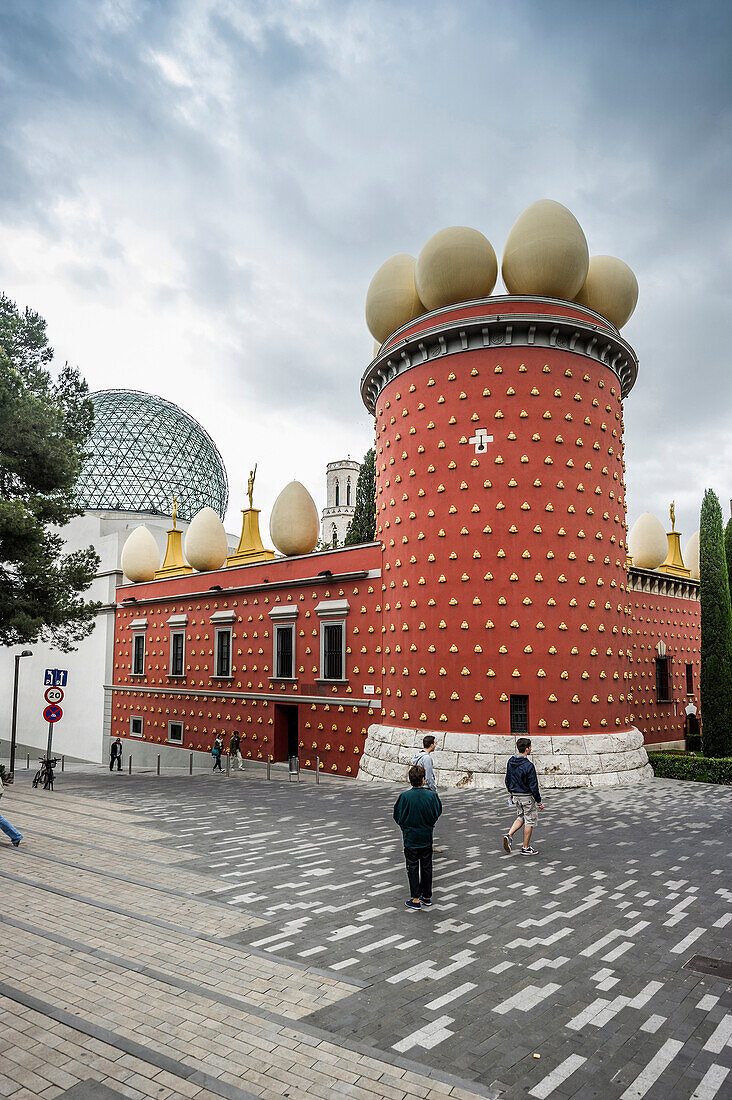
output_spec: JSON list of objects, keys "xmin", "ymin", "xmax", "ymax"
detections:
[{"xmin": 0, "ymin": 766, "xmax": 730, "ymax": 1100}]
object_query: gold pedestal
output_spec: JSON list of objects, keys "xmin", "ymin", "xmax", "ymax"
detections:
[
  {"xmin": 226, "ymin": 508, "xmax": 275, "ymax": 567},
  {"xmin": 154, "ymin": 528, "xmax": 194, "ymax": 579},
  {"xmin": 660, "ymin": 531, "xmax": 690, "ymax": 578}
]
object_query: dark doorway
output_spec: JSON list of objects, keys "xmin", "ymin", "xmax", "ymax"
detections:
[{"xmin": 273, "ymin": 704, "xmax": 299, "ymax": 762}]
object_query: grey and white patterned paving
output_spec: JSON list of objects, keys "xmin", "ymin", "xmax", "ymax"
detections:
[{"xmin": 93, "ymin": 770, "xmax": 732, "ymax": 1099}]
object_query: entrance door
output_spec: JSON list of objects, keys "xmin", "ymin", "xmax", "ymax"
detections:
[{"xmin": 273, "ymin": 704, "xmax": 299, "ymax": 762}]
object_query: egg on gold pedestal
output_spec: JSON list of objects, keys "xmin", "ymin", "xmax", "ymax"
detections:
[
  {"xmin": 502, "ymin": 199, "xmax": 589, "ymax": 300},
  {"xmin": 574, "ymin": 255, "xmax": 638, "ymax": 329},
  {"xmin": 365, "ymin": 254, "xmax": 424, "ymax": 343},
  {"xmin": 185, "ymin": 507, "xmax": 228, "ymax": 572},
  {"xmin": 415, "ymin": 226, "xmax": 497, "ymax": 310},
  {"xmin": 684, "ymin": 530, "xmax": 700, "ymax": 580},
  {"xmin": 270, "ymin": 481, "xmax": 319, "ymax": 556},
  {"xmin": 628, "ymin": 513, "xmax": 668, "ymax": 570},
  {"xmin": 121, "ymin": 526, "xmax": 160, "ymax": 583}
]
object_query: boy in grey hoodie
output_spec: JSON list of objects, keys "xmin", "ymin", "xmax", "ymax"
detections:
[{"xmin": 412, "ymin": 735, "xmax": 437, "ymax": 791}]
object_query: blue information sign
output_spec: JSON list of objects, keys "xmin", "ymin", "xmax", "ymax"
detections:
[{"xmin": 44, "ymin": 669, "xmax": 68, "ymax": 687}]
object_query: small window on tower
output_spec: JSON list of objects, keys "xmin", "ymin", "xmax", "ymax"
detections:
[
  {"xmin": 685, "ymin": 663, "xmax": 694, "ymax": 695},
  {"xmin": 334, "ymin": 479, "xmax": 340, "ymax": 506},
  {"xmin": 346, "ymin": 478, "xmax": 351, "ymax": 506},
  {"xmin": 510, "ymin": 695, "xmax": 529, "ymax": 735},
  {"xmin": 655, "ymin": 657, "xmax": 671, "ymax": 702}
]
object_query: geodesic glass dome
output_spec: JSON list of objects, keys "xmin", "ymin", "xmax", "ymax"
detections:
[{"xmin": 75, "ymin": 389, "xmax": 229, "ymax": 522}]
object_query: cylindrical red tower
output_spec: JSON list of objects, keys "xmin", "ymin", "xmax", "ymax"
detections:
[{"xmin": 358, "ymin": 296, "xmax": 651, "ymax": 788}]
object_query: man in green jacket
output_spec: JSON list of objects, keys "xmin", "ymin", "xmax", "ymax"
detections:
[{"xmin": 393, "ymin": 764, "xmax": 442, "ymax": 911}]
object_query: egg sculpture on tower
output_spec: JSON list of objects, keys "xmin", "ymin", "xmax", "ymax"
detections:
[{"xmin": 358, "ymin": 201, "xmax": 650, "ymax": 789}]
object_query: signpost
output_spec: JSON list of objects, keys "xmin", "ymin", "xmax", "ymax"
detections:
[{"xmin": 42, "ymin": 670, "xmax": 67, "ymax": 764}]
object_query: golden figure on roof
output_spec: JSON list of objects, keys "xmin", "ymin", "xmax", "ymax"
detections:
[
  {"xmin": 171, "ymin": 494, "xmax": 179, "ymax": 529},
  {"xmin": 670, "ymin": 500, "xmax": 676, "ymax": 532},
  {"xmin": 247, "ymin": 464, "xmax": 257, "ymax": 509}
]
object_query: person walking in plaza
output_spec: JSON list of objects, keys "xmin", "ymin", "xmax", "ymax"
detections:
[
  {"xmin": 229, "ymin": 731, "xmax": 244, "ymax": 770},
  {"xmin": 211, "ymin": 736, "xmax": 224, "ymax": 772},
  {"xmin": 393, "ymin": 764, "xmax": 442, "ymax": 911},
  {"xmin": 0, "ymin": 774, "xmax": 23, "ymax": 847},
  {"xmin": 503, "ymin": 737, "xmax": 544, "ymax": 856},
  {"xmin": 412, "ymin": 734, "xmax": 437, "ymax": 791},
  {"xmin": 109, "ymin": 737, "xmax": 122, "ymax": 772}
]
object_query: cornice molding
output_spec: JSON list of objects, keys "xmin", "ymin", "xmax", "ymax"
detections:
[{"xmin": 361, "ymin": 301, "xmax": 639, "ymax": 414}]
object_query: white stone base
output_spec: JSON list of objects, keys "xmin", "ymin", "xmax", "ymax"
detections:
[{"xmin": 357, "ymin": 725, "xmax": 652, "ymax": 789}]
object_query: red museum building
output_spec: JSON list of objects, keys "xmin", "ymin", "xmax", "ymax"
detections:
[{"xmin": 110, "ymin": 296, "xmax": 700, "ymax": 788}]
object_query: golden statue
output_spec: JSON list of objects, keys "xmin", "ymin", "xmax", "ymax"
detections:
[
  {"xmin": 247, "ymin": 464, "xmax": 257, "ymax": 509},
  {"xmin": 670, "ymin": 500, "xmax": 676, "ymax": 532},
  {"xmin": 171, "ymin": 494, "xmax": 179, "ymax": 529}
]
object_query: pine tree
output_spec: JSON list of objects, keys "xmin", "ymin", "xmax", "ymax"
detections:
[
  {"xmin": 344, "ymin": 448, "xmax": 376, "ymax": 545},
  {"xmin": 0, "ymin": 293, "xmax": 100, "ymax": 651},
  {"xmin": 699, "ymin": 489, "xmax": 732, "ymax": 757}
]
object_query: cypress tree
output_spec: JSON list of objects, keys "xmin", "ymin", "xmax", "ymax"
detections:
[
  {"xmin": 699, "ymin": 489, "xmax": 732, "ymax": 757},
  {"xmin": 344, "ymin": 448, "xmax": 376, "ymax": 545},
  {"xmin": 725, "ymin": 517, "xmax": 732, "ymax": 596}
]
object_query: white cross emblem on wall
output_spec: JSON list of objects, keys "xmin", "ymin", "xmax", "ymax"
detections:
[{"xmin": 469, "ymin": 428, "xmax": 494, "ymax": 454}]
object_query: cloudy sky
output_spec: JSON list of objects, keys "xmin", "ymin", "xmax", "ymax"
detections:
[{"xmin": 1, "ymin": 0, "xmax": 730, "ymax": 542}]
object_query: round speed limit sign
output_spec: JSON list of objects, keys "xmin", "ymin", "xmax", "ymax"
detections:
[{"xmin": 44, "ymin": 686, "xmax": 65, "ymax": 704}]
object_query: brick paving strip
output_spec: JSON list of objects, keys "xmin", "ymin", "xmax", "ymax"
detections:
[{"xmin": 0, "ymin": 770, "xmax": 730, "ymax": 1099}]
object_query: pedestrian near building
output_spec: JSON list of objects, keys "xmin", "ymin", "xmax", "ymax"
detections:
[
  {"xmin": 212, "ymin": 736, "xmax": 224, "ymax": 772},
  {"xmin": 109, "ymin": 737, "xmax": 122, "ymax": 772},
  {"xmin": 412, "ymin": 734, "xmax": 437, "ymax": 791},
  {"xmin": 229, "ymin": 731, "xmax": 244, "ymax": 770},
  {"xmin": 503, "ymin": 737, "xmax": 544, "ymax": 856},
  {"xmin": 393, "ymin": 764, "xmax": 442, "ymax": 911},
  {"xmin": 0, "ymin": 774, "xmax": 22, "ymax": 847}
]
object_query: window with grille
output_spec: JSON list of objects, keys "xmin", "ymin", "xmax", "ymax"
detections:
[
  {"xmin": 168, "ymin": 721, "xmax": 183, "ymax": 744},
  {"xmin": 130, "ymin": 717, "xmax": 143, "ymax": 737},
  {"xmin": 275, "ymin": 625, "xmax": 294, "ymax": 678},
  {"xmin": 132, "ymin": 634, "xmax": 145, "ymax": 675},
  {"xmin": 215, "ymin": 627, "xmax": 232, "ymax": 677},
  {"xmin": 322, "ymin": 623, "xmax": 344, "ymax": 681},
  {"xmin": 170, "ymin": 631, "xmax": 185, "ymax": 676},
  {"xmin": 655, "ymin": 657, "xmax": 671, "ymax": 702},
  {"xmin": 685, "ymin": 663, "xmax": 694, "ymax": 695},
  {"xmin": 510, "ymin": 695, "xmax": 529, "ymax": 735}
]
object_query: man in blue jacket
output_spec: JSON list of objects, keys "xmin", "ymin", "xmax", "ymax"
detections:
[
  {"xmin": 393, "ymin": 765, "xmax": 442, "ymax": 910},
  {"xmin": 503, "ymin": 738, "xmax": 544, "ymax": 856}
]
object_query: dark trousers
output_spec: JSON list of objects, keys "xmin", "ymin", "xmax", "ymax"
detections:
[
  {"xmin": 404, "ymin": 844, "xmax": 433, "ymax": 900},
  {"xmin": 109, "ymin": 756, "xmax": 121, "ymax": 771},
  {"xmin": 213, "ymin": 755, "xmax": 222, "ymax": 771}
]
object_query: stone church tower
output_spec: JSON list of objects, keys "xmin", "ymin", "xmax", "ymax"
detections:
[{"xmin": 322, "ymin": 458, "xmax": 361, "ymax": 545}]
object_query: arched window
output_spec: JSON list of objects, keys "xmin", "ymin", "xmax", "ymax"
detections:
[
  {"xmin": 331, "ymin": 524, "xmax": 338, "ymax": 548},
  {"xmin": 334, "ymin": 479, "xmax": 339, "ymax": 506},
  {"xmin": 346, "ymin": 478, "xmax": 351, "ymax": 506}
]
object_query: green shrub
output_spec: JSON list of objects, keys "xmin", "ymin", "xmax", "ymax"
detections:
[{"xmin": 648, "ymin": 752, "xmax": 732, "ymax": 784}]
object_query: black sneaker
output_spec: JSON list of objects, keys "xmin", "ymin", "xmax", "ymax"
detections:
[
  {"xmin": 11, "ymin": 839, "xmax": 21, "ymax": 847},
  {"xmin": 503, "ymin": 834, "xmax": 512, "ymax": 853},
  {"xmin": 404, "ymin": 899, "xmax": 421, "ymax": 911},
  {"xmin": 421, "ymin": 897, "xmax": 432, "ymax": 907},
  {"xmin": 521, "ymin": 846, "xmax": 538, "ymax": 856}
]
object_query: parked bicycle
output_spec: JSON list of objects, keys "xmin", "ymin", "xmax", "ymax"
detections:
[{"xmin": 32, "ymin": 757, "xmax": 57, "ymax": 791}]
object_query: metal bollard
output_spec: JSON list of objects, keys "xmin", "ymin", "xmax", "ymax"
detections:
[
  {"xmin": 129, "ymin": 755, "xmax": 132, "ymax": 774},
  {"xmin": 61, "ymin": 755, "xmax": 65, "ymax": 772},
  {"xmin": 26, "ymin": 753, "xmax": 30, "ymax": 769},
  {"xmin": 296, "ymin": 756, "xmax": 300, "ymax": 782},
  {"xmin": 267, "ymin": 754, "xmax": 272, "ymax": 780},
  {"xmin": 226, "ymin": 752, "xmax": 230, "ymax": 777},
  {"xmin": 189, "ymin": 752, "xmax": 193, "ymax": 776},
  {"xmin": 157, "ymin": 754, "xmax": 161, "ymax": 776},
  {"xmin": 316, "ymin": 756, "xmax": 320, "ymax": 784}
]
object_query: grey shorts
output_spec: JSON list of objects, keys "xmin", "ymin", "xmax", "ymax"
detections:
[{"xmin": 510, "ymin": 794, "xmax": 539, "ymax": 827}]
